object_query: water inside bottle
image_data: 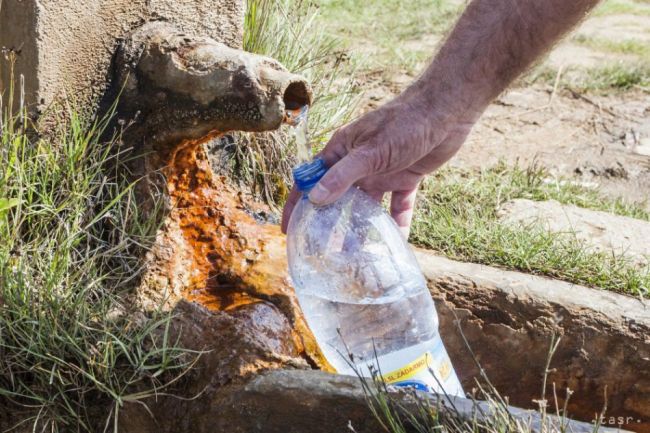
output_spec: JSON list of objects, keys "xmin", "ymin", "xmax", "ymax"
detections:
[
  {"xmin": 297, "ymin": 286, "xmax": 438, "ymax": 369},
  {"xmin": 285, "ymin": 106, "xmax": 311, "ymax": 164},
  {"xmin": 294, "ymin": 257, "xmax": 464, "ymax": 396}
]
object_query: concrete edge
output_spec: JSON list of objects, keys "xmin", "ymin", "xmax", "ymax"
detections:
[
  {"xmin": 247, "ymin": 369, "xmax": 630, "ymax": 433},
  {"xmin": 414, "ymin": 249, "xmax": 649, "ymax": 326}
]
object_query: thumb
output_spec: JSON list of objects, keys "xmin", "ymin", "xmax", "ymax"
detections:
[{"xmin": 308, "ymin": 150, "xmax": 373, "ymax": 205}]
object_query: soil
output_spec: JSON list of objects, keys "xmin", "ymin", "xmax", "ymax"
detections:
[
  {"xmin": 349, "ymin": 12, "xmax": 650, "ymax": 208},
  {"xmin": 459, "ymin": 87, "xmax": 650, "ymax": 206}
]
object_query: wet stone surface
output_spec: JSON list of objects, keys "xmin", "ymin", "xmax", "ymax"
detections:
[{"xmin": 136, "ymin": 137, "xmax": 327, "ymax": 366}]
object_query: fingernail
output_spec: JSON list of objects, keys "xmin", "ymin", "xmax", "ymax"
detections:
[{"xmin": 308, "ymin": 183, "xmax": 331, "ymax": 205}]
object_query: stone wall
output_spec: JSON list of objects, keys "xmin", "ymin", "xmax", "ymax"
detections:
[
  {"xmin": 416, "ymin": 251, "xmax": 650, "ymax": 433},
  {"xmin": 0, "ymin": 0, "xmax": 244, "ymax": 114}
]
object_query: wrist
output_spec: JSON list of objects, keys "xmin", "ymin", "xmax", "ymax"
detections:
[{"xmin": 399, "ymin": 68, "xmax": 485, "ymax": 129}]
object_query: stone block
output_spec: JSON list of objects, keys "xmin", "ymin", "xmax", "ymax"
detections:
[
  {"xmin": 415, "ymin": 250, "xmax": 650, "ymax": 433},
  {"xmin": 120, "ymin": 369, "xmax": 630, "ymax": 433},
  {"xmin": 0, "ymin": 0, "xmax": 244, "ymax": 114}
]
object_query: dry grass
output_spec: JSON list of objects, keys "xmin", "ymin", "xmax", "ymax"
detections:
[
  {"xmin": 0, "ymin": 61, "xmax": 191, "ymax": 432},
  {"xmin": 232, "ymin": 0, "xmax": 361, "ymax": 207}
]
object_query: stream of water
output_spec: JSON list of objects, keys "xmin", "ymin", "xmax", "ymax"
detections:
[{"xmin": 285, "ymin": 105, "xmax": 311, "ymax": 164}]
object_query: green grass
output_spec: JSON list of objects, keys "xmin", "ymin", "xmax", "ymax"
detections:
[
  {"xmin": 0, "ymin": 72, "xmax": 189, "ymax": 431},
  {"xmin": 318, "ymin": 0, "xmax": 457, "ymax": 42},
  {"xmin": 317, "ymin": 0, "xmax": 460, "ymax": 74},
  {"xmin": 525, "ymin": 62, "xmax": 650, "ymax": 92},
  {"xmin": 593, "ymin": 0, "xmax": 650, "ymax": 16},
  {"xmin": 573, "ymin": 34, "xmax": 650, "ymax": 57},
  {"xmin": 410, "ymin": 163, "xmax": 649, "ymax": 297},
  {"xmin": 234, "ymin": 0, "xmax": 361, "ymax": 206},
  {"xmin": 577, "ymin": 63, "xmax": 650, "ymax": 90}
]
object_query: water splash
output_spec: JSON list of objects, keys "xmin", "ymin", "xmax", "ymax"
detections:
[{"xmin": 285, "ymin": 105, "xmax": 311, "ymax": 164}]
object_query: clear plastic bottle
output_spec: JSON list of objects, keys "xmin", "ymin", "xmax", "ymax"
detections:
[{"xmin": 287, "ymin": 158, "xmax": 464, "ymax": 396}]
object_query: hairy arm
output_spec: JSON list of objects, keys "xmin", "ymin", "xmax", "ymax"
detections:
[
  {"xmin": 282, "ymin": 0, "xmax": 601, "ymax": 235},
  {"xmin": 407, "ymin": 0, "xmax": 600, "ymax": 121}
]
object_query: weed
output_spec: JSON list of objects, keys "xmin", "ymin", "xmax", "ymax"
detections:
[
  {"xmin": 0, "ymin": 70, "xmax": 190, "ymax": 431},
  {"xmin": 233, "ymin": 0, "xmax": 360, "ymax": 206},
  {"xmin": 411, "ymin": 164, "xmax": 649, "ymax": 296}
]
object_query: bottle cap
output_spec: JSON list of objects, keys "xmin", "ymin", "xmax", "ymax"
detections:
[{"xmin": 293, "ymin": 157, "xmax": 328, "ymax": 193}]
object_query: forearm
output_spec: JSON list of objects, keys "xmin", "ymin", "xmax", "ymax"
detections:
[{"xmin": 405, "ymin": 0, "xmax": 600, "ymax": 121}]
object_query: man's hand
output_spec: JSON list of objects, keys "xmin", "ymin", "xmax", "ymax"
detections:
[
  {"xmin": 282, "ymin": 0, "xmax": 600, "ymax": 235},
  {"xmin": 281, "ymin": 94, "xmax": 474, "ymax": 236}
]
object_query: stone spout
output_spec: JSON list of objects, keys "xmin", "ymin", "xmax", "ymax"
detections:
[{"xmin": 112, "ymin": 21, "xmax": 311, "ymax": 157}]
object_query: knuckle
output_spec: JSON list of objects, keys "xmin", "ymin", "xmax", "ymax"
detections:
[
  {"xmin": 350, "ymin": 148, "xmax": 378, "ymax": 176},
  {"xmin": 321, "ymin": 170, "xmax": 347, "ymax": 192}
]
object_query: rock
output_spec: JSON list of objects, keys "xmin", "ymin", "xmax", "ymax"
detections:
[
  {"xmin": 169, "ymin": 301, "xmax": 307, "ymax": 388},
  {"xmin": 0, "ymin": 0, "xmax": 244, "ymax": 117},
  {"xmin": 203, "ymin": 370, "xmax": 382, "ymax": 433},
  {"xmin": 123, "ymin": 369, "xmax": 628, "ymax": 433},
  {"xmin": 415, "ymin": 250, "xmax": 650, "ymax": 433},
  {"xmin": 112, "ymin": 21, "xmax": 311, "ymax": 158},
  {"xmin": 117, "ymin": 301, "xmax": 310, "ymax": 432},
  {"xmin": 497, "ymin": 198, "xmax": 650, "ymax": 265}
]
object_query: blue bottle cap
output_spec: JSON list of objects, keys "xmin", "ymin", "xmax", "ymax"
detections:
[{"xmin": 293, "ymin": 158, "xmax": 328, "ymax": 193}]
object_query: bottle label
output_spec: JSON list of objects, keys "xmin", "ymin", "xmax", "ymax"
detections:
[{"xmin": 363, "ymin": 336, "xmax": 464, "ymax": 396}]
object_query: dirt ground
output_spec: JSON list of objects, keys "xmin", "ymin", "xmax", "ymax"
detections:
[
  {"xmin": 345, "ymin": 7, "xmax": 650, "ymax": 208},
  {"xmin": 459, "ymin": 86, "xmax": 650, "ymax": 206}
]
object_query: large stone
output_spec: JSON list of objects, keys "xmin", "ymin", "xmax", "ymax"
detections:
[
  {"xmin": 415, "ymin": 250, "xmax": 650, "ymax": 433},
  {"xmin": 116, "ymin": 301, "xmax": 310, "ymax": 433},
  {"xmin": 0, "ymin": 0, "xmax": 244, "ymax": 114},
  {"xmin": 120, "ymin": 369, "xmax": 628, "ymax": 433},
  {"xmin": 498, "ymin": 199, "xmax": 650, "ymax": 266},
  {"xmin": 104, "ymin": 20, "xmax": 327, "ymax": 412}
]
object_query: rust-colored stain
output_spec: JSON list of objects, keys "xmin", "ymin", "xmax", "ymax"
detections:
[{"xmin": 162, "ymin": 137, "xmax": 329, "ymax": 369}]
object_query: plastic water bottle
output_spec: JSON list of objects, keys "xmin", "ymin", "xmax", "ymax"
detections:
[{"xmin": 287, "ymin": 158, "xmax": 464, "ymax": 396}]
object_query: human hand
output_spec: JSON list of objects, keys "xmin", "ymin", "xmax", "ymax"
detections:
[{"xmin": 281, "ymin": 92, "xmax": 476, "ymax": 237}]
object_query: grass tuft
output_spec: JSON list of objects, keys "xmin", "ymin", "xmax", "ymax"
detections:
[
  {"xmin": 573, "ymin": 35, "xmax": 650, "ymax": 58},
  {"xmin": 233, "ymin": 0, "xmax": 361, "ymax": 206},
  {"xmin": 525, "ymin": 62, "xmax": 650, "ymax": 92},
  {"xmin": 578, "ymin": 63, "xmax": 650, "ymax": 91},
  {"xmin": 411, "ymin": 163, "xmax": 649, "ymax": 297},
  {"xmin": 0, "ymin": 76, "xmax": 190, "ymax": 431}
]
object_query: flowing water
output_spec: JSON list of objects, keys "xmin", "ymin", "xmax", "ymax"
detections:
[{"xmin": 285, "ymin": 106, "xmax": 311, "ymax": 163}]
